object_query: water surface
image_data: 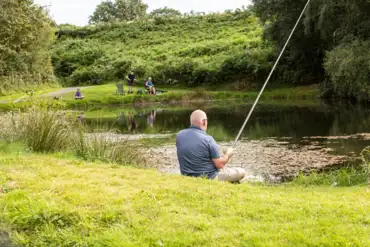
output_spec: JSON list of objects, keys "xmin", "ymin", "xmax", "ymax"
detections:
[{"xmin": 82, "ymin": 101, "xmax": 370, "ymax": 157}]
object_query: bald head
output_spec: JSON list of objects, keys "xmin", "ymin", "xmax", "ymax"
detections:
[{"xmin": 190, "ymin": 110, "xmax": 208, "ymax": 130}]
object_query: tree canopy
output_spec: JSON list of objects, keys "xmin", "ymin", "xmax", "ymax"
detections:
[
  {"xmin": 0, "ymin": 0, "xmax": 54, "ymax": 94},
  {"xmin": 252, "ymin": 0, "xmax": 370, "ymax": 100},
  {"xmin": 148, "ymin": 7, "xmax": 182, "ymax": 18},
  {"xmin": 89, "ymin": 0, "xmax": 148, "ymax": 24}
]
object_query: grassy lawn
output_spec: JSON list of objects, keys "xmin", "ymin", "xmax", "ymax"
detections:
[
  {"xmin": 0, "ymin": 85, "xmax": 60, "ymax": 103},
  {"xmin": 61, "ymin": 84, "xmax": 320, "ymax": 106},
  {"xmin": 0, "ymin": 152, "xmax": 369, "ymax": 246},
  {"xmin": 0, "ymin": 83, "xmax": 320, "ymax": 111}
]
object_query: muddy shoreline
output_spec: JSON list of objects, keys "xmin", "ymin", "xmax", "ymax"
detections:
[
  {"xmin": 83, "ymin": 132, "xmax": 367, "ymax": 182},
  {"xmin": 76, "ymin": 132, "xmax": 368, "ymax": 182},
  {"xmin": 145, "ymin": 139, "xmax": 351, "ymax": 182}
]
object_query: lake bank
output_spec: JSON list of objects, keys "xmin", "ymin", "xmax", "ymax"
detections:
[
  {"xmin": 0, "ymin": 84, "xmax": 320, "ymax": 111},
  {"xmin": 1, "ymin": 104, "xmax": 369, "ymax": 246},
  {"xmin": 0, "ymin": 152, "xmax": 369, "ymax": 246}
]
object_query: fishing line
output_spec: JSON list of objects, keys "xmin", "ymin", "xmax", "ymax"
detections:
[{"xmin": 232, "ymin": 0, "xmax": 311, "ymax": 148}]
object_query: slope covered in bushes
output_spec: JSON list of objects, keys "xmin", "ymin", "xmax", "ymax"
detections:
[{"xmin": 51, "ymin": 10, "xmax": 273, "ymax": 87}]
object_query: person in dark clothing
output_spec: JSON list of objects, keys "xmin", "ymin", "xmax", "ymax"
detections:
[{"xmin": 126, "ymin": 71, "xmax": 136, "ymax": 94}]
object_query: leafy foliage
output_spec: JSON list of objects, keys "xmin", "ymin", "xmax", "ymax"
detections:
[
  {"xmin": 148, "ymin": 7, "xmax": 182, "ymax": 18},
  {"xmin": 89, "ymin": 0, "xmax": 148, "ymax": 24},
  {"xmin": 323, "ymin": 40, "xmax": 370, "ymax": 100},
  {"xmin": 252, "ymin": 0, "xmax": 370, "ymax": 99},
  {"xmin": 53, "ymin": 10, "xmax": 273, "ymax": 87},
  {"xmin": 0, "ymin": 0, "xmax": 54, "ymax": 95}
]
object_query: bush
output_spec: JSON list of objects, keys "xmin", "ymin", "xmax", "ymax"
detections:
[
  {"xmin": 52, "ymin": 40, "xmax": 105, "ymax": 79},
  {"xmin": 323, "ymin": 40, "xmax": 370, "ymax": 101},
  {"xmin": 70, "ymin": 66, "xmax": 105, "ymax": 85}
]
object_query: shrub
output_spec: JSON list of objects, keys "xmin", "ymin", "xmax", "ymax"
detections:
[
  {"xmin": 70, "ymin": 66, "xmax": 105, "ymax": 85},
  {"xmin": 52, "ymin": 40, "xmax": 105, "ymax": 80},
  {"xmin": 323, "ymin": 40, "xmax": 370, "ymax": 101}
]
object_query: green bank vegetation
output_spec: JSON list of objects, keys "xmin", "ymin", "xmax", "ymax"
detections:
[
  {"xmin": 0, "ymin": 84, "xmax": 320, "ymax": 111},
  {"xmin": 0, "ymin": 107, "xmax": 144, "ymax": 166},
  {"xmin": 0, "ymin": 151, "xmax": 370, "ymax": 246},
  {"xmin": 0, "ymin": 107, "xmax": 369, "ymax": 246}
]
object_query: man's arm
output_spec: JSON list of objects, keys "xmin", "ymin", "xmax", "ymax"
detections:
[
  {"xmin": 212, "ymin": 148, "xmax": 233, "ymax": 169},
  {"xmin": 208, "ymin": 137, "xmax": 233, "ymax": 170}
]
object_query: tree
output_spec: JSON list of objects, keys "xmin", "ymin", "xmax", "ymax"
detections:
[
  {"xmin": 253, "ymin": 0, "xmax": 370, "ymax": 97},
  {"xmin": 148, "ymin": 7, "xmax": 182, "ymax": 18},
  {"xmin": 0, "ymin": 0, "xmax": 54, "ymax": 90},
  {"xmin": 89, "ymin": 0, "xmax": 148, "ymax": 24},
  {"xmin": 252, "ymin": 0, "xmax": 370, "ymax": 86}
]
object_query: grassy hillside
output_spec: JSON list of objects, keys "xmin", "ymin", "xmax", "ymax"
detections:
[
  {"xmin": 51, "ymin": 11, "xmax": 273, "ymax": 87},
  {"xmin": 1, "ymin": 153, "xmax": 370, "ymax": 246}
]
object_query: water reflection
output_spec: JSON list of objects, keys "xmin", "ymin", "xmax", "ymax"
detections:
[
  {"xmin": 147, "ymin": 110, "xmax": 156, "ymax": 128},
  {"xmin": 84, "ymin": 103, "xmax": 370, "ymax": 143},
  {"xmin": 113, "ymin": 110, "xmax": 159, "ymax": 133}
]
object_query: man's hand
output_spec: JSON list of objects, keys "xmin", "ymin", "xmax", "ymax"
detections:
[
  {"xmin": 223, "ymin": 147, "xmax": 234, "ymax": 159},
  {"xmin": 213, "ymin": 147, "xmax": 234, "ymax": 169}
]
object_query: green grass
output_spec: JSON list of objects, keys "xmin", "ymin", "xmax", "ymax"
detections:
[
  {"xmin": 0, "ymin": 84, "xmax": 60, "ymax": 102},
  {"xmin": 54, "ymin": 84, "xmax": 320, "ymax": 107},
  {"xmin": 0, "ymin": 153, "xmax": 370, "ymax": 246},
  {"xmin": 290, "ymin": 166, "xmax": 369, "ymax": 187},
  {"xmin": 0, "ymin": 83, "xmax": 320, "ymax": 111}
]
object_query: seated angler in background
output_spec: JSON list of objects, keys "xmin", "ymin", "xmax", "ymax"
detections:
[
  {"xmin": 145, "ymin": 77, "xmax": 156, "ymax": 95},
  {"xmin": 176, "ymin": 110, "xmax": 246, "ymax": 183},
  {"xmin": 75, "ymin": 88, "xmax": 84, "ymax": 100}
]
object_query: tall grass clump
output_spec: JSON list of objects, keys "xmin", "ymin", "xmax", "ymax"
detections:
[
  {"xmin": 18, "ymin": 108, "xmax": 73, "ymax": 152},
  {"xmin": 291, "ymin": 151, "xmax": 370, "ymax": 187},
  {"xmin": 0, "ymin": 108, "xmax": 73, "ymax": 153},
  {"xmin": 73, "ymin": 125, "xmax": 145, "ymax": 166},
  {"xmin": 0, "ymin": 107, "xmax": 146, "ymax": 165}
]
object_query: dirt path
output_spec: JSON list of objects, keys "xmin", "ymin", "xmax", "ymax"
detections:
[
  {"xmin": 43, "ymin": 86, "xmax": 90, "ymax": 98},
  {"xmin": 0, "ymin": 86, "xmax": 90, "ymax": 104}
]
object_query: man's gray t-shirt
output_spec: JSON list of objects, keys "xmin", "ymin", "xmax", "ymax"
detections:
[{"xmin": 176, "ymin": 126, "xmax": 221, "ymax": 179}]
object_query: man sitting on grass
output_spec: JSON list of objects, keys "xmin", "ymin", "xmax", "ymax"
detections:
[
  {"xmin": 176, "ymin": 110, "xmax": 246, "ymax": 182},
  {"xmin": 75, "ymin": 88, "xmax": 84, "ymax": 100}
]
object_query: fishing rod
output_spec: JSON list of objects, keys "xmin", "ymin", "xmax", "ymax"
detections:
[{"xmin": 232, "ymin": 0, "xmax": 311, "ymax": 148}]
